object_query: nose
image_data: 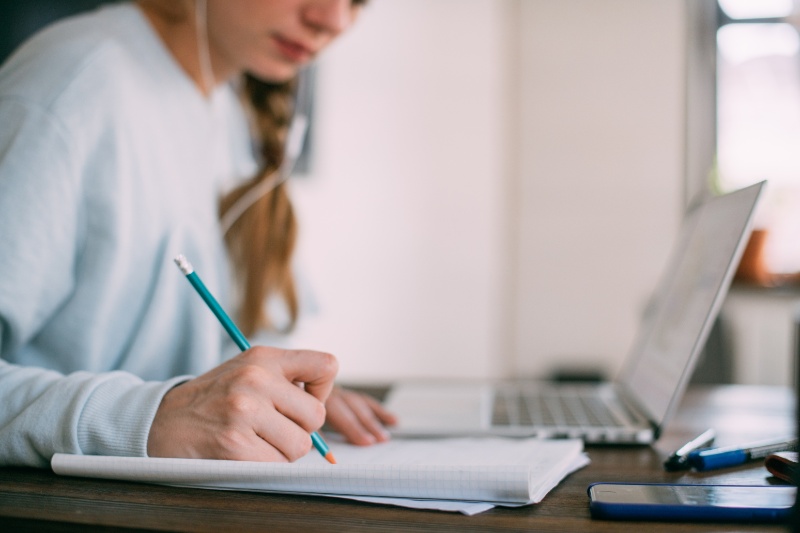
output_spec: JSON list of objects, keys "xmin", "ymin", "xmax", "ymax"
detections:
[{"xmin": 302, "ymin": 0, "xmax": 355, "ymax": 36}]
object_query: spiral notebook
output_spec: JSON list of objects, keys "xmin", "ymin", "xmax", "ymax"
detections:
[{"xmin": 52, "ymin": 437, "xmax": 588, "ymax": 515}]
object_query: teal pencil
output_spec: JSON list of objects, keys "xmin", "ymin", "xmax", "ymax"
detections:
[{"xmin": 174, "ymin": 254, "xmax": 337, "ymax": 465}]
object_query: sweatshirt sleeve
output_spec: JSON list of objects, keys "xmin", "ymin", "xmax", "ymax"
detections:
[
  {"xmin": 0, "ymin": 98, "xmax": 189, "ymax": 467},
  {"xmin": 0, "ymin": 358, "xmax": 189, "ymax": 467}
]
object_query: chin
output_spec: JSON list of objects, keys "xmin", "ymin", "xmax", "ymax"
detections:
[{"xmin": 247, "ymin": 63, "xmax": 300, "ymax": 84}]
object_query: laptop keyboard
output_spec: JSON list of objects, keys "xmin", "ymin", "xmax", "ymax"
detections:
[{"xmin": 491, "ymin": 387, "xmax": 625, "ymax": 428}]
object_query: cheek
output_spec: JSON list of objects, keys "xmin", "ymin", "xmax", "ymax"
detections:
[{"xmin": 207, "ymin": 9, "xmax": 262, "ymax": 58}]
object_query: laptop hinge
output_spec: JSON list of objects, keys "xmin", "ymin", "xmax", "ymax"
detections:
[{"xmin": 613, "ymin": 383, "xmax": 660, "ymax": 438}]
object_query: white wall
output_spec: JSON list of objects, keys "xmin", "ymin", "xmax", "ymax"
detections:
[
  {"xmin": 290, "ymin": 0, "xmax": 514, "ymax": 381},
  {"xmin": 288, "ymin": 0, "xmax": 687, "ymax": 384},
  {"xmin": 513, "ymin": 0, "xmax": 686, "ymax": 378}
]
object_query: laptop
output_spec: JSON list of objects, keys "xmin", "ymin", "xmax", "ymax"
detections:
[{"xmin": 384, "ymin": 181, "xmax": 765, "ymax": 444}]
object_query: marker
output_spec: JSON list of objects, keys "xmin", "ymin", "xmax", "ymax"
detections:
[
  {"xmin": 688, "ymin": 436, "xmax": 798, "ymax": 471},
  {"xmin": 663, "ymin": 428, "xmax": 716, "ymax": 471},
  {"xmin": 174, "ymin": 254, "xmax": 337, "ymax": 465}
]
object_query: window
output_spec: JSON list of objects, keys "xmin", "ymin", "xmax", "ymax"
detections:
[{"xmin": 715, "ymin": 0, "xmax": 800, "ymax": 278}]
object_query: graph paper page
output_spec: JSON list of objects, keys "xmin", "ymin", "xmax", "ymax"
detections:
[{"xmin": 52, "ymin": 438, "xmax": 585, "ymax": 512}]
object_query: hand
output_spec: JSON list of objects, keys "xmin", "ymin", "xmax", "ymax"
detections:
[
  {"xmin": 324, "ymin": 387, "xmax": 397, "ymax": 445},
  {"xmin": 147, "ymin": 346, "xmax": 337, "ymax": 462}
]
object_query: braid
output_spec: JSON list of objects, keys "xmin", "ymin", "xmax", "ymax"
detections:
[{"xmin": 219, "ymin": 74, "xmax": 299, "ymax": 336}]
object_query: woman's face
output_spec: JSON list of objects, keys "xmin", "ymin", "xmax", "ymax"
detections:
[{"xmin": 205, "ymin": 0, "xmax": 363, "ymax": 82}]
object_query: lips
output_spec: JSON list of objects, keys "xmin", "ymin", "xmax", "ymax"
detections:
[{"xmin": 273, "ymin": 35, "xmax": 314, "ymax": 63}]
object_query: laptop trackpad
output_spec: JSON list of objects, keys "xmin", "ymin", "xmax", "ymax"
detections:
[{"xmin": 385, "ymin": 383, "xmax": 492, "ymax": 433}]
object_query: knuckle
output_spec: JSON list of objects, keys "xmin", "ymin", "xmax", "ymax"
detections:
[
  {"xmin": 232, "ymin": 364, "xmax": 268, "ymax": 388},
  {"xmin": 224, "ymin": 391, "xmax": 257, "ymax": 417},
  {"xmin": 216, "ymin": 428, "xmax": 248, "ymax": 458},
  {"xmin": 240, "ymin": 345, "xmax": 275, "ymax": 364},
  {"xmin": 309, "ymin": 401, "xmax": 327, "ymax": 429},
  {"xmin": 285, "ymin": 434, "xmax": 313, "ymax": 462},
  {"xmin": 298, "ymin": 401, "xmax": 327, "ymax": 431},
  {"xmin": 318, "ymin": 352, "xmax": 338, "ymax": 375}
]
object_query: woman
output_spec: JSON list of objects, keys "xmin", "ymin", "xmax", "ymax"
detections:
[{"xmin": 0, "ymin": 0, "xmax": 395, "ymax": 467}]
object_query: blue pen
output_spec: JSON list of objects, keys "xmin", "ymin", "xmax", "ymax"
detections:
[
  {"xmin": 687, "ymin": 436, "xmax": 798, "ymax": 471},
  {"xmin": 174, "ymin": 254, "xmax": 337, "ymax": 465}
]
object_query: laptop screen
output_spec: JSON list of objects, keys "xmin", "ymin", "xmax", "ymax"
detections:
[{"xmin": 617, "ymin": 182, "xmax": 764, "ymax": 432}]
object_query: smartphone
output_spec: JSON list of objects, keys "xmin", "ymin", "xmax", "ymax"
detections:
[{"xmin": 587, "ymin": 482, "xmax": 796, "ymax": 522}]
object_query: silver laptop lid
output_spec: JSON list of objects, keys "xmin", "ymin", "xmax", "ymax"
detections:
[{"xmin": 616, "ymin": 182, "xmax": 765, "ymax": 437}]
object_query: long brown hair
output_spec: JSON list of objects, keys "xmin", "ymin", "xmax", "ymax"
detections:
[{"xmin": 219, "ymin": 74, "xmax": 299, "ymax": 336}]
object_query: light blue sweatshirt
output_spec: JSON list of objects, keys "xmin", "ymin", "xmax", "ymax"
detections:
[{"xmin": 0, "ymin": 4, "xmax": 257, "ymax": 466}]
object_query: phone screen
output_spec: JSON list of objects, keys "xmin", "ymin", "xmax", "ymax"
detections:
[
  {"xmin": 588, "ymin": 483, "xmax": 796, "ymax": 522},
  {"xmin": 592, "ymin": 483, "xmax": 796, "ymax": 507}
]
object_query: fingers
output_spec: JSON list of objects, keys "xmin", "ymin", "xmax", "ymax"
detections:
[
  {"xmin": 267, "ymin": 379, "xmax": 328, "ymax": 433},
  {"xmin": 212, "ymin": 428, "xmax": 292, "ymax": 463},
  {"xmin": 148, "ymin": 346, "xmax": 339, "ymax": 462},
  {"xmin": 326, "ymin": 392, "xmax": 374, "ymax": 445},
  {"xmin": 326, "ymin": 389, "xmax": 397, "ymax": 446},
  {"xmin": 249, "ymin": 347, "xmax": 338, "ymax": 404},
  {"xmin": 252, "ymin": 409, "xmax": 316, "ymax": 462},
  {"xmin": 220, "ymin": 363, "xmax": 327, "ymax": 460},
  {"xmin": 358, "ymin": 393, "xmax": 398, "ymax": 427},
  {"xmin": 341, "ymin": 392, "xmax": 392, "ymax": 443}
]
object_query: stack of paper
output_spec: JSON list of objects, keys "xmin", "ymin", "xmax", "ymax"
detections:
[{"xmin": 52, "ymin": 437, "xmax": 588, "ymax": 515}]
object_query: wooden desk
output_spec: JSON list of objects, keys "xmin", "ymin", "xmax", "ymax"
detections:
[{"xmin": 0, "ymin": 385, "xmax": 796, "ymax": 532}]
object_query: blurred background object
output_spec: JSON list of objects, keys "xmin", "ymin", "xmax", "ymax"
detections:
[{"xmin": 3, "ymin": 0, "xmax": 799, "ymax": 390}]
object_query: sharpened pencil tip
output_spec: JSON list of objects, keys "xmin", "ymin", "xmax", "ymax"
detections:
[
  {"xmin": 174, "ymin": 254, "xmax": 193, "ymax": 275},
  {"xmin": 325, "ymin": 452, "xmax": 337, "ymax": 465}
]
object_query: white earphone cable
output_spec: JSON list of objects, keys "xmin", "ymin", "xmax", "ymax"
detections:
[
  {"xmin": 195, "ymin": 0, "xmax": 215, "ymax": 95},
  {"xmin": 219, "ymin": 77, "xmax": 310, "ymax": 236},
  {"xmin": 194, "ymin": 0, "xmax": 311, "ymax": 236},
  {"xmin": 219, "ymin": 114, "xmax": 308, "ymax": 235}
]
